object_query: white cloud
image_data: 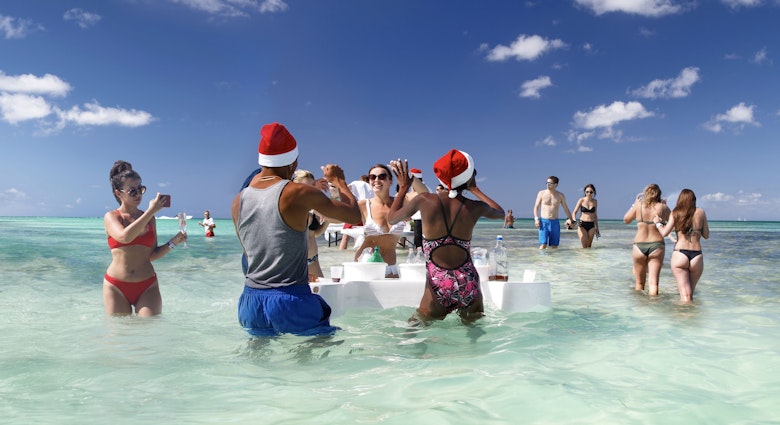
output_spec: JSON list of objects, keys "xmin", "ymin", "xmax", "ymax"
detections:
[
  {"xmin": 576, "ymin": 144, "xmax": 593, "ymax": 153},
  {"xmin": 734, "ymin": 191, "xmax": 763, "ymax": 205},
  {"xmin": 567, "ymin": 101, "xmax": 653, "ymax": 148},
  {"xmin": 573, "ymin": 101, "xmax": 654, "ymax": 130},
  {"xmin": 258, "ymin": 0, "xmax": 288, "ymax": 13},
  {"xmin": 751, "ymin": 47, "xmax": 769, "ymax": 64},
  {"xmin": 631, "ymin": 67, "xmax": 700, "ymax": 99},
  {"xmin": 486, "ymin": 34, "xmax": 566, "ymax": 62},
  {"xmin": 535, "ymin": 136, "xmax": 557, "ymax": 147},
  {"xmin": 0, "ymin": 15, "xmax": 43, "ymax": 39},
  {"xmin": 701, "ymin": 192, "xmax": 735, "ymax": 202},
  {"xmin": 0, "ymin": 71, "xmax": 154, "ymax": 130},
  {"xmin": 167, "ymin": 0, "xmax": 287, "ymax": 17},
  {"xmin": 63, "ymin": 9, "xmax": 102, "ymax": 29},
  {"xmin": 702, "ymin": 190, "xmax": 764, "ymax": 206},
  {"xmin": 639, "ymin": 27, "xmax": 656, "ymax": 37},
  {"xmin": 721, "ymin": 0, "xmax": 763, "ymax": 8},
  {"xmin": 56, "ymin": 101, "xmax": 154, "ymax": 127},
  {"xmin": 0, "ymin": 71, "xmax": 72, "ymax": 97},
  {"xmin": 0, "ymin": 188, "xmax": 27, "ymax": 202},
  {"xmin": 574, "ymin": 0, "xmax": 682, "ymax": 16},
  {"xmin": 63, "ymin": 9, "xmax": 101, "ymax": 29},
  {"xmin": 520, "ymin": 76, "xmax": 553, "ymax": 99},
  {"xmin": 0, "ymin": 93, "xmax": 52, "ymax": 124},
  {"xmin": 703, "ymin": 102, "xmax": 760, "ymax": 133}
]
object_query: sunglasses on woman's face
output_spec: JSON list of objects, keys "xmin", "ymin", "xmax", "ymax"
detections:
[
  {"xmin": 369, "ymin": 173, "xmax": 388, "ymax": 181},
  {"xmin": 585, "ymin": 190, "xmax": 594, "ymax": 194},
  {"xmin": 120, "ymin": 185, "xmax": 146, "ymax": 197}
]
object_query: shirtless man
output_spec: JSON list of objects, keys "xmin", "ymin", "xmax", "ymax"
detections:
[{"xmin": 532, "ymin": 175, "xmax": 574, "ymax": 249}]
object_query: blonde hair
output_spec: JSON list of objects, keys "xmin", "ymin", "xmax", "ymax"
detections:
[
  {"xmin": 292, "ymin": 169, "xmax": 315, "ymax": 183},
  {"xmin": 643, "ymin": 184, "xmax": 662, "ymax": 206}
]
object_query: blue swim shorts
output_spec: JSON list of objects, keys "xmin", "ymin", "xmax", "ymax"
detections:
[
  {"xmin": 538, "ymin": 218, "xmax": 561, "ymax": 247},
  {"xmin": 238, "ymin": 284, "xmax": 340, "ymax": 337}
]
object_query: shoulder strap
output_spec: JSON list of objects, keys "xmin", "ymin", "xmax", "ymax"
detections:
[{"xmin": 437, "ymin": 196, "xmax": 466, "ymax": 237}]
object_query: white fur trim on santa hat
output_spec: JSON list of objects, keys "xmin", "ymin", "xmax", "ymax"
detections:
[
  {"xmin": 258, "ymin": 147, "xmax": 298, "ymax": 167},
  {"xmin": 257, "ymin": 122, "xmax": 299, "ymax": 167}
]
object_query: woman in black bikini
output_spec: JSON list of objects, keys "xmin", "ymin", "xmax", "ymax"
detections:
[
  {"xmin": 572, "ymin": 184, "xmax": 600, "ymax": 248},
  {"xmin": 654, "ymin": 189, "xmax": 709, "ymax": 303},
  {"xmin": 623, "ymin": 184, "xmax": 670, "ymax": 296}
]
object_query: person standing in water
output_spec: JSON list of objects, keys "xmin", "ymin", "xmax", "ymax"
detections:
[
  {"xmin": 103, "ymin": 160, "xmax": 187, "ymax": 316},
  {"xmin": 352, "ymin": 164, "xmax": 406, "ymax": 278},
  {"xmin": 532, "ymin": 176, "xmax": 574, "ymax": 249},
  {"xmin": 232, "ymin": 122, "xmax": 360, "ymax": 336},
  {"xmin": 624, "ymin": 184, "xmax": 671, "ymax": 296},
  {"xmin": 199, "ymin": 210, "xmax": 216, "ymax": 237},
  {"xmin": 571, "ymin": 184, "xmax": 600, "ymax": 248},
  {"xmin": 388, "ymin": 150, "xmax": 504, "ymax": 325},
  {"xmin": 655, "ymin": 188, "xmax": 709, "ymax": 303}
]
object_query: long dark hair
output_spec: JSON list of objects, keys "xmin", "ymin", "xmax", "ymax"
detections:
[
  {"xmin": 109, "ymin": 160, "xmax": 141, "ymax": 204},
  {"xmin": 673, "ymin": 189, "xmax": 696, "ymax": 235}
]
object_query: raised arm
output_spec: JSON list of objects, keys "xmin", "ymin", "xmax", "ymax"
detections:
[
  {"xmin": 466, "ymin": 177, "xmax": 504, "ymax": 220},
  {"xmin": 388, "ymin": 159, "xmax": 420, "ymax": 224},
  {"xmin": 308, "ymin": 164, "xmax": 361, "ymax": 224}
]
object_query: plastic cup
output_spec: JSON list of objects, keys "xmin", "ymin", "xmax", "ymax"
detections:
[{"xmin": 330, "ymin": 266, "xmax": 343, "ymax": 282}]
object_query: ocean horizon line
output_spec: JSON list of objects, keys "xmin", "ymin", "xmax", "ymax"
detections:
[{"xmin": 2, "ymin": 215, "xmax": 779, "ymax": 224}]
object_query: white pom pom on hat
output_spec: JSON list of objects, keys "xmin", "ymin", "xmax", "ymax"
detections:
[
  {"xmin": 257, "ymin": 122, "xmax": 299, "ymax": 167},
  {"xmin": 433, "ymin": 149, "xmax": 474, "ymax": 198}
]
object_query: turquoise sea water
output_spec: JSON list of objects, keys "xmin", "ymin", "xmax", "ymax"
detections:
[{"xmin": 1, "ymin": 217, "xmax": 779, "ymax": 424}]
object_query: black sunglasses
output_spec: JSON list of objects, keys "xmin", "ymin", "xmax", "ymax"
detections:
[
  {"xmin": 369, "ymin": 173, "xmax": 388, "ymax": 181},
  {"xmin": 120, "ymin": 185, "xmax": 146, "ymax": 197}
]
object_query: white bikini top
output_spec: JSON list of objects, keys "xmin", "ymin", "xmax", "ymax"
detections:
[{"xmin": 363, "ymin": 198, "xmax": 406, "ymax": 236}]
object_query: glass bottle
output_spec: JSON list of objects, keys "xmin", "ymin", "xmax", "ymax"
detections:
[
  {"xmin": 489, "ymin": 235, "xmax": 508, "ymax": 281},
  {"xmin": 369, "ymin": 246, "xmax": 384, "ymax": 262}
]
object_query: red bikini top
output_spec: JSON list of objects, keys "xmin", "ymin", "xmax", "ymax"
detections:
[{"xmin": 107, "ymin": 210, "xmax": 156, "ymax": 249}]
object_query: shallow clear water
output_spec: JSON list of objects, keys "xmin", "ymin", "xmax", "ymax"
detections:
[{"xmin": 1, "ymin": 217, "xmax": 778, "ymax": 424}]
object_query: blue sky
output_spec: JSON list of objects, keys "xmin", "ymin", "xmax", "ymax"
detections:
[{"xmin": 1, "ymin": 0, "xmax": 778, "ymax": 220}]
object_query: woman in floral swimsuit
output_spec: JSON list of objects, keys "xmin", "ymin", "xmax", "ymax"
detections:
[{"xmin": 388, "ymin": 150, "xmax": 504, "ymax": 325}]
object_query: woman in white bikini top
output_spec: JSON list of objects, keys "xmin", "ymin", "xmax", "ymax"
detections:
[{"xmin": 353, "ymin": 164, "xmax": 405, "ymax": 277}]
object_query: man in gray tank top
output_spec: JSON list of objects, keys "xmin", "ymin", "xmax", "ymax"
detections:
[{"xmin": 231, "ymin": 122, "xmax": 361, "ymax": 336}]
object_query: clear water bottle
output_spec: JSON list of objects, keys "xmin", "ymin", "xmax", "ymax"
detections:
[
  {"xmin": 358, "ymin": 247, "xmax": 373, "ymax": 263},
  {"xmin": 406, "ymin": 247, "xmax": 416, "ymax": 264},
  {"xmin": 415, "ymin": 246, "xmax": 424, "ymax": 263},
  {"xmin": 489, "ymin": 235, "xmax": 508, "ymax": 281}
]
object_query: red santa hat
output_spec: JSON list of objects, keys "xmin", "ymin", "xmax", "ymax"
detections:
[
  {"xmin": 257, "ymin": 122, "xmax": 299, "ymax": 167},
  {"xmin": 433, "ymin": 149, "xmax": 474, "ymax": 198},
  {"xmin": 410, "ymin": 168, "xmax": 423, "ymax": 179}
]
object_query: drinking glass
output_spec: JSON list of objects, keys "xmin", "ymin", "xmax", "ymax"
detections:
[{"xmin": 177, "ymin": 212, "xmax": 188, "ymax": 248}]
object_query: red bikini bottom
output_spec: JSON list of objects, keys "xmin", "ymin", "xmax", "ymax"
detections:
[{"xmin": 104, "ymin": 273, "xmax": 157, "ymax": 305}]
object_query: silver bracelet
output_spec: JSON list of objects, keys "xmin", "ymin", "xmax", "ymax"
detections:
[{"xmin": 167, "ymin": 240, "xmax": 176, "ymax": 250}]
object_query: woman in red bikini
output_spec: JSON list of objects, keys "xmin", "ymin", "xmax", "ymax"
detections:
[{"xmin": 103, "ymin": 160, "xmax": 187, "ymax": 316}]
